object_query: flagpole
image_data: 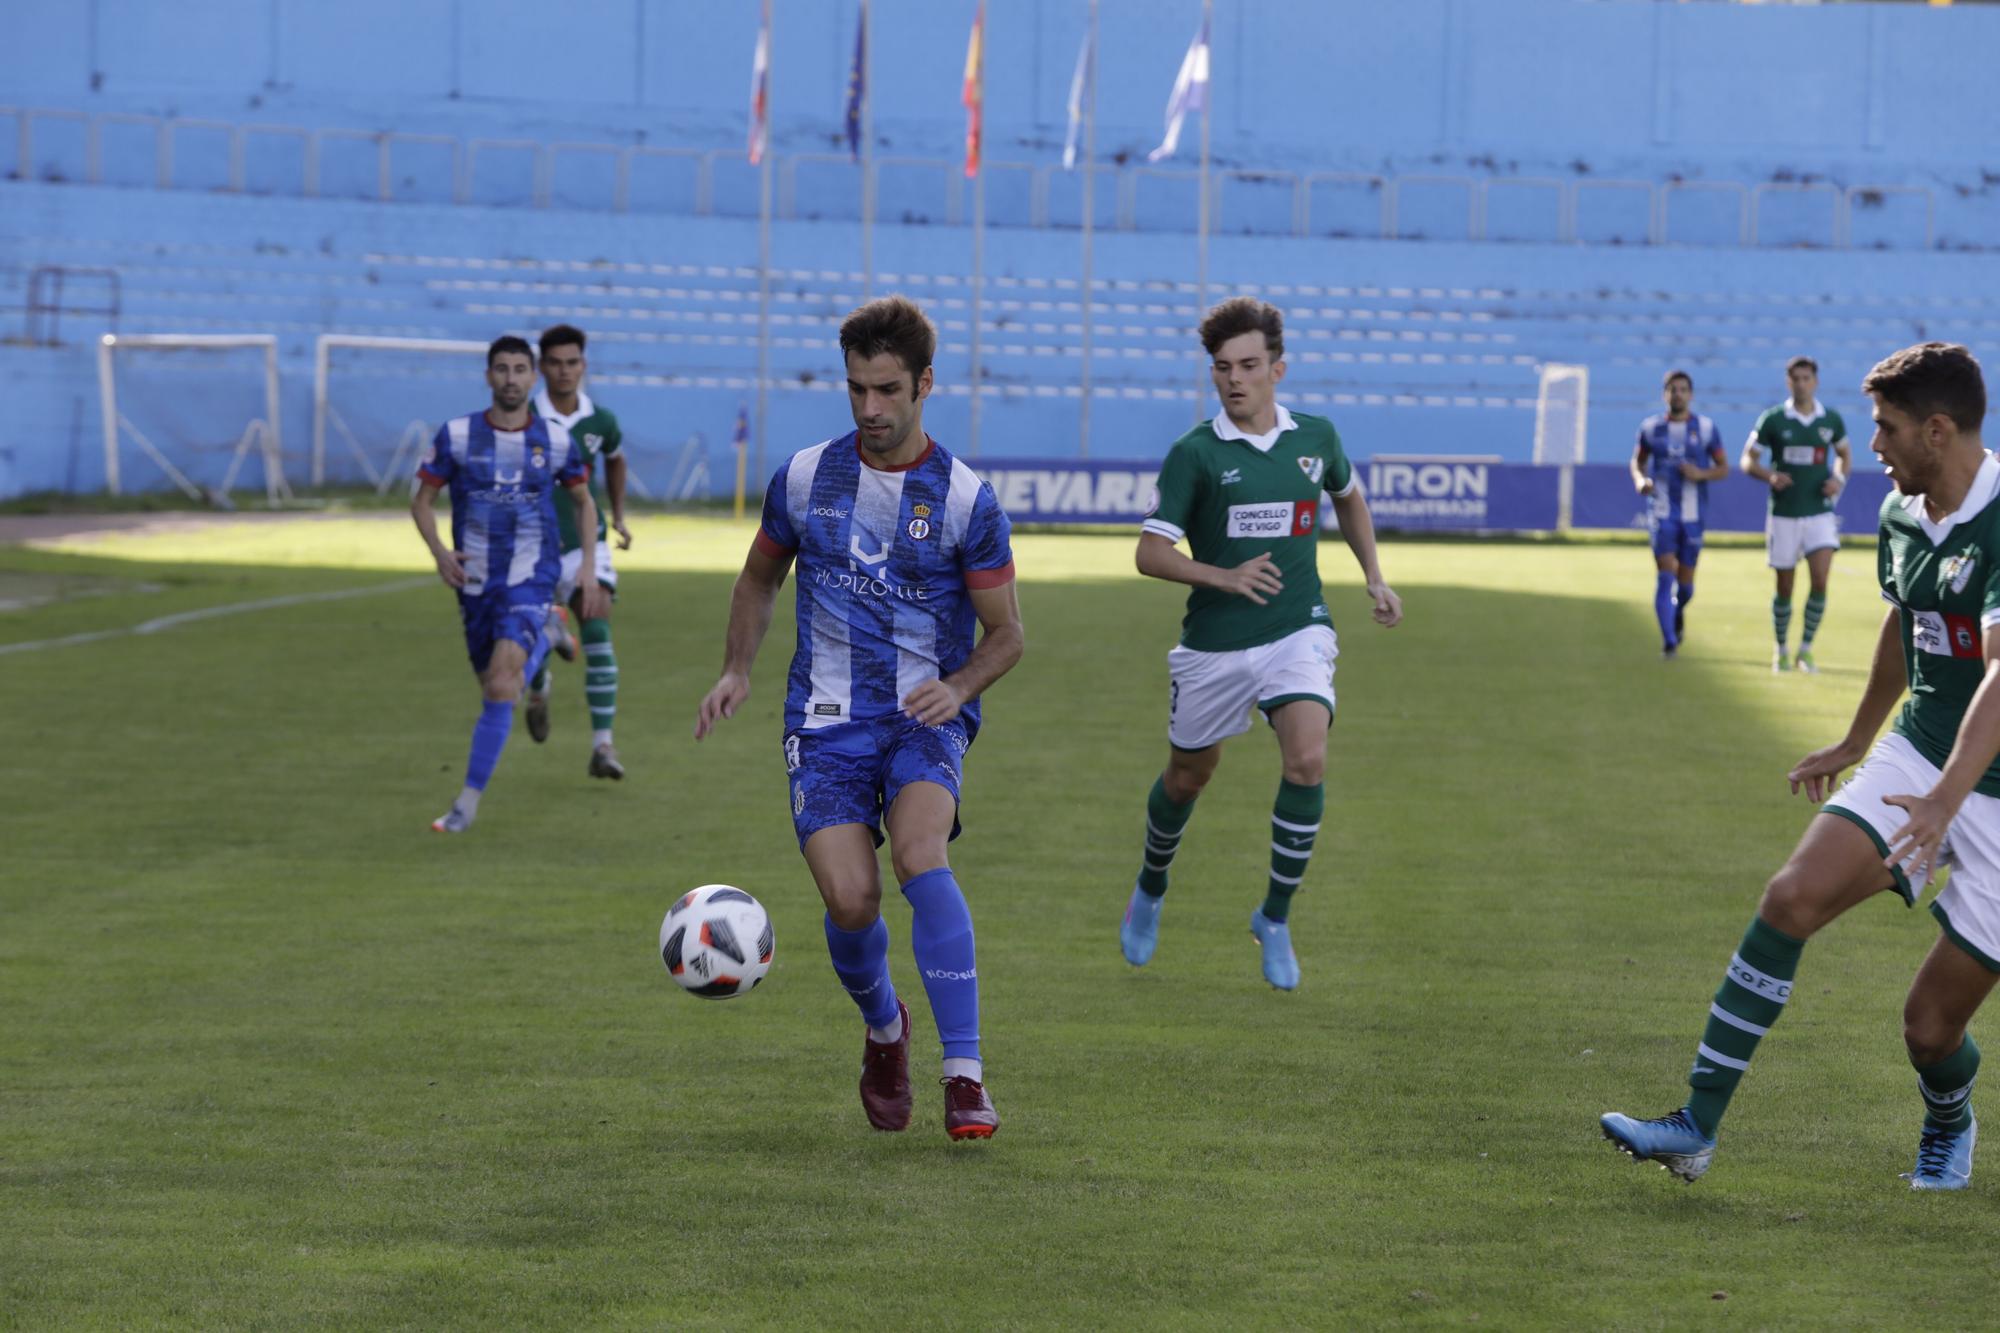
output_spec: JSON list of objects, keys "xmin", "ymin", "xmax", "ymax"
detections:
[
  {"xmin": 756, "ymin": 0, "xmax": 773, "ymax": 483},
  {"xmin": 860, "ymin": 0, "xmax": 874, "ymax": 300},
  {"xmin": 968, "ymin": 3, "xmax": 985, "ymax": 459},
  {"xmin": 1079, "ymin": 0, "xmax": 1097, "ymax": 459},
  {"xmin": 1194, "ymin": 0, "xmax": 1212, "ymax": 423}
]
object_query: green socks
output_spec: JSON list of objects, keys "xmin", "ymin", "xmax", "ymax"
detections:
[
  {"xmin": 1772, "ymin": 596, "xmax": 1793, "ymax": 650},
  {"xmin": 582, "ymin": 617, "xmax": 617, "ymax": 740},
  {"xmin": 1686, "ymin": 916, "xmax": 1805, "ymax": 1137},
  {"xmin": 1138, "ymin": 776, "xmax": 1196, "ymax": 897},
  {"xmin": 1917, "ymin": 1036, "xmax": 1981, "ymax": 1131},
  {"xmin": 1801, "ymin": 592, "xmax": 1826, "ymax": 650},
  {"xmin": 1263, "ymin": 779, "xmax": 1324, "ymax": 923}
]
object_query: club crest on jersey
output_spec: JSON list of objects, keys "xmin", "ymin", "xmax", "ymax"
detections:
[
  {"xmin": 584, "ymin": 433, "xmax": 602, "ymax": 450},
  {"xmin": 1297, "ymin": 455, "xmax": 1325, "ymax": 484},
  {"xmin": 907, "ymin": 518, "xmax": 931, "ymax": 541},
  {"xmin": 531, "ymin": 449, "xmax": 546, "ymax": 469},
  {"xmin": 1819, "ymin": 427, "xmax": 1834, "ymax": 443},
  {"xmin": 1944, "ymin": 551, "xmax": 1979, "ymax": 595}
]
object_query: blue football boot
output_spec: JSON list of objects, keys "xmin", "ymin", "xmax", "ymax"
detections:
[
  {"xmin": 1249, "ymin": 908, "xmax": 1300, "ymax": 991},
  {"xmin": 1905, "ymin": 1115, "xmax": 1977, "ymax": 1191},
  {"xmin": 1120, "ymin": 882, "xmax": 1164, "ymax": 966},
  {"xmin": 1599, "ymin": 1108, "xmax": 1716, "ymax": 1183}
]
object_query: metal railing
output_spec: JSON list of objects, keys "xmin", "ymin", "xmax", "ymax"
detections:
[{"xmin": 0, "ymin": 103, "xmax": 1956, "ymax": 252}]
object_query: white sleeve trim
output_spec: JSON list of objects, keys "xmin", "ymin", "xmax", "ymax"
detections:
[
  {"xmin": 1981, "ymin": 608, "xmax": 2000, "ymax": 631},
  {"xmin": 1328, "ymin": 475, "xmax": 1359, "ymax": 499},
  {"xmin": 1142, "ymin": 518, "xmax": 1185, "ymax": 543}
]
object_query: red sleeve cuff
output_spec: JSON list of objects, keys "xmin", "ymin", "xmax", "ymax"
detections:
[
  {"xmin": 417, "ymin": 468, "xmax": 448, "ymax": 487},
  {"xmin": 964, "ymin": 560, "xmax": 1016, "ymax": 590},
  {"xmin": 752, "ymin": 530, "xmax": 797, "ymax": 560}
]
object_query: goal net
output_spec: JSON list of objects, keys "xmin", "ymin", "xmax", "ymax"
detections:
[
  {"xmin": 313, "ymin": 335, "xmax": 490, "ymax": 493},
  {"xmin": 95, "ymin": 334, "xmax": 288, "ymax": 505},
  {"xmin": 1532, "ymin": 362, "xmax": 1590, "ymax": 466}
]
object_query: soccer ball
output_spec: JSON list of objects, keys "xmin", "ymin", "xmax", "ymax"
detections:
[{"xmin": 660, "ymin": 884, "xmax": 774, "ymax": 999}]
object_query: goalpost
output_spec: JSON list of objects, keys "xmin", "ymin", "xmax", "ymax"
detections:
[
  {"xmin": 312, "ymin": 334, "xmax": 490, "ymax": 492},
  {"xmin": 96, "ymin": 333, "xmax": 287, "ymax": 503},
  {"xmin": 1532, "ymin": 362, "xmax": 1590, "ymax": 466}
]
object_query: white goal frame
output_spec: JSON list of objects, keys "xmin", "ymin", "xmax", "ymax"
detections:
[
  {"xmin": 311, "ymin": 333, "xmax": 488, "ymax": 490},
  {"xmin": 1532, "ymin": 362, "xmax": 1590, "ymax": 466},
  {"xmin": 96, "ymin": 333, "xmax": 285, "ymax": 501}
]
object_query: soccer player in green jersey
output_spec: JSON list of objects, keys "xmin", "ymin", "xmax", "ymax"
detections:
[
  {"xmin": 1120, "ymin": 298, "xmax": 1402, "ymax": 991},
  {"xmin": 1741, "ymin": 356, "xmax": 1852, "ymax": 674},
  {"xmin": 1604, "ymin": 343, "xmax": 2000, "ymax": 1190},
  {"xmin": 525, "ymin": 324, "xmax": 631, "ymax": 779}
]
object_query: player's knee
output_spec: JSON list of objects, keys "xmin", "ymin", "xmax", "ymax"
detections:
[
  {"xmin": 821, "ymin": 881, "xmax": 883, "ymax": 932},
  {"xmin": 1903, "ymin": 1005, "xmax": 1965, "ymax": 1067},
  {"xmin": 481, "ymin": 673, "xmax": 523, "ymax": 704},
  {"xmin": 1162, "ymin": 763, "xmax": 1211, "ymax": 804},
  {"xmin": 890, "ymin": 842, "xmax": 948, "ymax": 886},
  {"xmin": 1281, "ymin": 754, "xmax": 1324, "ymax": 786},
  {"xmin": 1757, "ymin": 866, "xmax": 1831, "ymax": 939}
]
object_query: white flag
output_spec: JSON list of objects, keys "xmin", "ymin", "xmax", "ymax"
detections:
[
  {"xmin": 1147, "ymin": 15, "xmax": 1210, "ymax": 164},
  {"xmin": 1063, "ymin": 27, "xmax": 1094, "ymax": 171},
  {"xmin": 747, "ymin": 21, "xmax": 771, "ymax": 165}
]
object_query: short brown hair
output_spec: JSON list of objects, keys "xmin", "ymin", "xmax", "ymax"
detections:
[
  {"xmin": 487, "ymin": 335, "xmax": 533, "ymax": 367},
  {"xmin": 1662, "ymin": 368, "xmax": 1693, "ymax": 392},
  {"xmin": 1199, "ymin": 297, "xmax": 1284, "ymax": 359},
  {"xmin": 1785, "ymin": 355, "xmax": 1817, "ymax": 377},
  {"xmin": 1862, "ymin": 342, "xmax": 1986, "ymax": 432},
  {"xmin": 539, "ymin": 324, "xmax": 587, "ymax": 355},
  {"xmin": 839, "ymin": 296, "xmax": 936, "ymax": 387}
]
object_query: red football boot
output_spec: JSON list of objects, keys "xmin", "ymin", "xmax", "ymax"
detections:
[
  {"xmin": 859, "ymin": 999, "xmax": 913, "ymax": 1131},
  {"xmin": 942, "ymin": 1075, "xmax": 999, "ymax": 1141}
]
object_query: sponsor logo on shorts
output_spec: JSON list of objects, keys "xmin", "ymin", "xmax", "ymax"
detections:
[
  {"xmin": 793, "ymin": 782, "xmax": 806, "ymax": 815},
  {"xmin": 814, "ymin": 702, "xmax": 843, "ymax": 716},
  {"xmin": 1227, "ymin": 501, "xmax": 1315, "ymax": 539},
  {"xmin": 784, "ymin": 735, "xmax": 801, "ymax": 772}
]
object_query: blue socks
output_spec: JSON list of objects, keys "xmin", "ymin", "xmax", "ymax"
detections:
[
  {"xmin": 824, "ymin": 914, "xmax": 900, "ymax": 1031},
  {"xmin": 902, "ymin": 867, "xmax": 981, "ymax": 1062},
  {"xmin": 465, "ymin": 699, "xmax": 513, "ymax": 791},
  {"xmin": 1654, "ymin": 570, "xmax": 1679, "ymax": 649}
]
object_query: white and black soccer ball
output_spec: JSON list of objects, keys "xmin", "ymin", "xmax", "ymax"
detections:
[{"xmin": 660, "ymin": 885, "xmax": 774, "ymax": 999}]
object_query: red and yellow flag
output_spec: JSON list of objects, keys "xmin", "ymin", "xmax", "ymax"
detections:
[{"xmin": 962, "ymin": 2, "xmax": 984, "ymax": 179}]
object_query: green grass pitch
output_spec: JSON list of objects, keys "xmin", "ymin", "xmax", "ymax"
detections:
[{"xmin": 6, "ymin": 516, "xmax": 2000, "ymax": 1327}]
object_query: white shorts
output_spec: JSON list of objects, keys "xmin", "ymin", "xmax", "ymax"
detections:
[
  {"xmin": 1766, "ymin": 512, "xmax": 1840, "ymax": 570},
  {"xmin": 557, "ymin": 543, "xmax": 617, "ymax": 603},
  {"xmin": 1166, "ymin": 624, "xmax": 1338, "ymax": 751},
  {"xmin": 1825, "ymin": 732, "xmax": 2000, "ymax": 970}
]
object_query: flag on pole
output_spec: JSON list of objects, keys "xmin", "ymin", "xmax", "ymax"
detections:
[
  {"xmin": 962, "ymin": 2, "xmax": 985, "ymax": 179},
  {"xmin": 1146, "ymin": 13, "xmax": 1210, "ymax": 163},
  {"xmin": 1063, "ymin": 24, "xmax": 1093, "ymax": 171},
  {"xmin": 748, "ymin": 15, "xmax": 771, "ymax": 165},
  {"xmin": 732, "ymin": 403, "xmax": 751, "ymax": 520},
  {"xmin": 844, "ymin": 2, "xmax": 866, "ymax": 162},
  {"xmin": 734, "ymin": 402, "xmax": 750, "ymax": 453}
]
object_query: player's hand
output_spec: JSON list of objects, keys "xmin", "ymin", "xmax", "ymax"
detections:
[
  {"xmin": 1678, "ymin": 461, "xmax": 1704, "ymax": 481},
  {"xmin": 901, "ymin": 679, "xmax": 965, "ymax": 727},
  {"xmin": 1769, "ymin": 472, "xmax": 1794, "ymax": 493},
  {"xmin": 1820, "ymin": 477, "xmax": 1842, "ymax": 499},
  {"xmin": 613, "ymin": 517, "xmax": 633, "ymax": 550},
  {"xmin": 1218, "ymin": 553, "xmax": 1284, "ymax": 606},
  {"xmin": 433, "ymin": 548, "xmax": 467, "ymax": 589},
  {"xmin": 694, "ymin": 672, "xmax": 751, "ymax": 741},
  {"xmin": 1366, "ymin": 581, "xmax": 1402, "ymax": 628},
  {"xmin": 1787, "ymin": 739, "xmax": 1866, "ymax": 802},
  {"xmin": 1635, "ymin": 477, "xmax": 1654, "ymax": 496},
  {"xmin": 1882, "ymin": 790, "xmax": 1956, "ymax": 883},
  {"xmin": 578, "ymin": 581, "xmax": 611, "ymax": 621}
]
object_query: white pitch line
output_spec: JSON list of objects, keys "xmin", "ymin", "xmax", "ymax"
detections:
[{"xmin": 0, "ymin": 576, "xmax": 434, "ymax": 658}]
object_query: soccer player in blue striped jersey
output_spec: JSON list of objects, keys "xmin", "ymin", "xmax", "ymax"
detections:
[
  {"xmin": 694, "ymin": 296, "xmax": 1024, "ymax": 1141},
  {"xmin": 412, "ymin": 335, "xmax": 605, "ymax": 833},
  {"xmin": 1630, "ymin": 369, "xmax": 1729, "ymax": 658}
]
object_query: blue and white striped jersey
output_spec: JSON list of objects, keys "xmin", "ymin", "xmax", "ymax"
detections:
[
  {"xmin": 418, "ymin": 410, "xmax": 586, "ymax": 596},
  {"xmin": 1636, "ymin": 412, "xmax": 1727, "ymax": 524},
  {"xmin": 755, "ymin": 432, "xmax": 1016, "ymax": 736}
]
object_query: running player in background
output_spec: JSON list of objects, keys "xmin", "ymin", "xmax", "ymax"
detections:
[
  {"xmin": 526, "ymin": 324, "xmax": 630, "ymax": 779},
  {"xmin": 1602, "ymin": 343, "xmax": 1998, "ymax": 1191},
  {"xmin": 1119, "ymin": 297, "xmax": 1402, "ymax": 991},
  {"xmin": 1742, "ymin": 356, "xmax": 1852, "ymax": 674},
  {"xmin": 693, "ymin": 296, "xmax": 1023, "ymax": 1141},
  {"xmin": 1631, "ymin": 370, "xmax": 1729, "ymax": 659},
  {"xmin": 411, "ymin": 335, "xmax": 604, "ymax": 833}
]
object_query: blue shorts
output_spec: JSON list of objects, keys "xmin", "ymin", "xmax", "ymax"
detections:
[
  {"xmin": 783, "ymin": 715, "xmax": 970, "ymax": 850},
  {"xmin": 458, "ymin": 584, "xmax": 553, "ymax": 674},
  {"xmin": 1649, "ymin": 516, "xmax": 1704, "ymax": 567}
]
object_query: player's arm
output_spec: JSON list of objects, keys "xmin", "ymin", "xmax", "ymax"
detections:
[
  {"xmin": 1630, "ymin": 442, "xmax": 1654, "ymax": 495},
  {"xmin": 1329, "ymin": 485, "xmax": 1402, "ymax": 628},
  {"xmin": 903, "ymin": 579, "xmax": 1025, "ymax": 727},
  {"xmin": 604, "ymin": 450, "xmax": 632, "ymax": 549},
  {"xmin": 1825, "ymin": 438, "xmax": 1852, "ymax": 498},
  {"xmin": 693, "ymin": 538, "xmax": 795, "ymax": 740},
  {"xmin": 1882, "ymin": 622, "xmax": 2000, "ymax": 880},
  {"xmin": 1789, "ymin": 606, "xmax": 1907, "ymax": 801},
  {"xmin": 1740, "ymin": 428, "xmax": 1778, "ymax": 486},
  {"xmin": 569, "ymin": 480, "xmax": 609, "ymax": 620},
  {"xmin": 409, "ymin": 480, "xmax": 465, "ymax": 588},
  {"xmin": 1681, "ymin": 429, "xmax": 1729, "ymax": 482},
  {"xmin": 1136, "ymin": 533, "xmax": 1285, "ymax": 605}
]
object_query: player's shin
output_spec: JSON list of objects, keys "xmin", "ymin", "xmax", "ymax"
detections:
[
  {"xmin": 823, "ymin": 913, "xmax": 901, "ymax": 1034},
  {"xmin": 1773, "ymin": 595, "xmax": 1794, "ymax": 649},
  {"xmin": 1801, "ymin": 592, "xmax": 1826, "ymax": 650},
  {"xmin": 582, "ymin": 617, "xmax": 617, "ymax": 744},
  {"xmin": 1686, "ymin": 917, "xmax": 1805, "ymax": 1137},
  {"xmin": 464, "ymin": 699, "xmax": 514, "ymax": 795},
  {"xmin": 901, "ymin": 867, "xmax": 980, "ymax": 1077},
  {"xmin": 1917, "ymin": 1036, "xmax": 1980, "ymax": 1132},
  {"xmin": 1654, "ymin": 571, "xmax": 1678, "ymax": 648},
  {"xmin": 1139, "ymin": 775, "xmax": 1197, "ymax": 896},
  {"xmin": 1265, "ymin": 779, "xmax": 1323, "ymax": 923}
]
